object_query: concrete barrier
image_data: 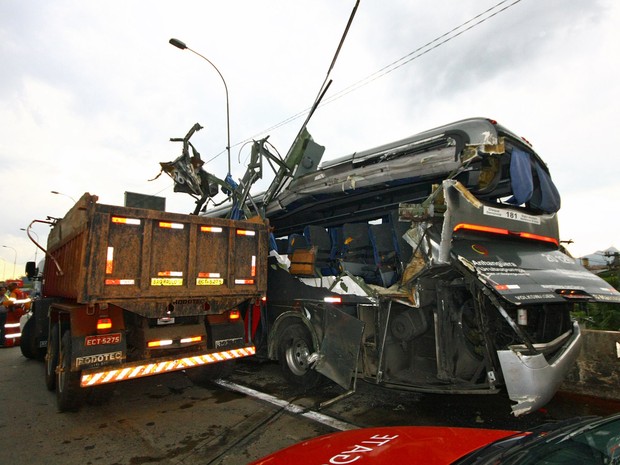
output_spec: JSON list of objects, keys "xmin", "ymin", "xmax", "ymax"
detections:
[{"xmin": 560, "ymin": 329, "xmax": 620, "ymax": 400}]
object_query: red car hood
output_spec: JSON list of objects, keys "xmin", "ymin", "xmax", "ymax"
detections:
[{"xmin": 250, "ymin": 426, "xmax": 518, "ymax": 465}]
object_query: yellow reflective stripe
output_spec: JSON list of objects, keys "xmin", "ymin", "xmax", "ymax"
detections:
[
  {"xmin": 102, "ymin": 370, "xmax": 118, "ymax": 383},
  {"xmin": 116, "ymin": 368, "xmax": 132, "ymax": 381},
  {"xmin": 80, "ymin": 347, "xmax": 256, "ymax": 387}
]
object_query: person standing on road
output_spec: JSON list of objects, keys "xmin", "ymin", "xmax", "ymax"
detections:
[
  {"xmin": 0, "ymin": 284, "xmax": 8, "ymax": 347},
  {"xmin": 6, "ymin": 282, "xmax": 31, "ymax": 310},
  {"xmin": 1, "ymin": 283, "xmax": 31, "ymax": 347}
]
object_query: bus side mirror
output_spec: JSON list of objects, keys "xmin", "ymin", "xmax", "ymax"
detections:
[{"xmin": 25, "ymin": 261, "xmax": 37, "ymax": 279}]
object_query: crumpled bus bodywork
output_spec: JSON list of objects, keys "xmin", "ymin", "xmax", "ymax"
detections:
[{"xmin": 216, "ymin": 118, "xmax": 620, "ymax": 415}]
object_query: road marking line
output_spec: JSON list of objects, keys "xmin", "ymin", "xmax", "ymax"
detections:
[{"xmin": 214, "ymin": 379, "xmax": 358, "ymax": 431}]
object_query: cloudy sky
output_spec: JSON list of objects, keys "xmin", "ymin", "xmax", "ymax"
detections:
[{"xmin": 1, "ymin": 0, "xmax": 618, "ymax": 278}]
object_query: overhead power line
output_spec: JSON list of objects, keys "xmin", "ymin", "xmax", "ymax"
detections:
[{"xmin": 223, "ymin": 0, "xmax": 523, "ymax": 156}]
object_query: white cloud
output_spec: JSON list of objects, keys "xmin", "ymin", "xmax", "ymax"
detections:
[{"xmin": 0, "ymin": 0, "xmax": 618, "ymax": 278}]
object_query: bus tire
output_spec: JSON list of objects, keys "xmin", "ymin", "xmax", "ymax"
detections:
[
  {"xmin": 45, "ymin": 323, "xmax": 59, "ymax": 391},
  {"xmin": 277, "ymin": 322, "xmax": 321, "ymax": 389},
  {"xmin": 56, "ymin": 330, "xmax": 83, "ymax": 412}
]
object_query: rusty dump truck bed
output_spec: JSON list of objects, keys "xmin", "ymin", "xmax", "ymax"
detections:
[{"xmin": 43, "ymin": 193, "xmax": 268, "ymax": 317}]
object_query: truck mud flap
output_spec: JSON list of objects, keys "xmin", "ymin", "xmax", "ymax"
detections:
[{"xmin": 313, "ymin": 305, "xmax": 365, "ymax": 390}]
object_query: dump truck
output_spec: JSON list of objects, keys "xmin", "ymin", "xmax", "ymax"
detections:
[{"xmin": 22, "ymin": 193, "xmax": 268, "ymax": 411}]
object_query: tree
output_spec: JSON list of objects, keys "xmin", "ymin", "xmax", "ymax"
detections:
[{"xmin": 573, "ymin": 270, "xmax": 620, "ymax": 331}]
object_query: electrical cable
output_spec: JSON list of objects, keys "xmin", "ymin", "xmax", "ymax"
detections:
[
  {"xmin": 161, "ymin": 0, "xmax": 524, "ymax": 197},
  {"xmin": 234, "ymin": 0, "xmax": 523, "ymax": 150}
]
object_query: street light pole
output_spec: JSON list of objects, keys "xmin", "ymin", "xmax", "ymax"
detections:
[
  {"xmin": 169, "ymin": 38, "xmax": 232, "ymax": 174},
  {"xmin": 20, "ymin": 228, "xmax": 39, "ymax": 264},
  {"xmin": 51, "ymin": 190, "xmax": 77, "ymax": 203},
  {"xmin": 2, "ymin": 245, "xmax": 17, "ymax": 279}
]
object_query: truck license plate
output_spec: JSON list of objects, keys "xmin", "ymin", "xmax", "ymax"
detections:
[
  {"xmin": 85, "ymin": 333, "xmax": 122, "ymax": 346},
  {"xmin": 196, "ymin": 278, "xmax": 224, "ymax": 286}
]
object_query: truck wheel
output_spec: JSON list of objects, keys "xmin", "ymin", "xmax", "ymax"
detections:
[
  {"xmin": 45, "ymin": 323, "xmax": 60, "ymax": 391},
  {"xmin": 277, "ymin": 323, "xmax": 321, "ymax": 389},
  {"xmin": 186, "ymin": 361, "xmax": 236, "ymax": 387},
  {"xmin": 20, "ymin": 316, "xmax": 37, "ymax": 360},
  {"xmin": 56, "ymin": 330, "xmax": 83, "ymax": 412}
]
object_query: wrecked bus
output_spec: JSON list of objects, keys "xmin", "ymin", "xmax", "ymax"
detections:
[{"xmin": 242, "ymin": 117, "xmax": 620, "ymax": 416}]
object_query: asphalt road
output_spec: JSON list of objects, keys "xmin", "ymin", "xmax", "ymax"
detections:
[
  {"xmin": 0, "ymin": 346, "xmax": 334, "ymax": 465},
  {"xmin": 1, "ymin": 345, "xmax": 619, "ymax": 465}
]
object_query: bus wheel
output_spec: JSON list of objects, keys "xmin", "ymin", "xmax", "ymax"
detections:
[
  {"xmin": 56, "ymin": 330, "xmax": 83, "ymax": 412},
  {"xmin": 277, "ymin": 322, "xmax": 320, "ymax": 389},
  {"xmin": 45, "ymin": 323, "xmax": 59, "ymax": 391}
]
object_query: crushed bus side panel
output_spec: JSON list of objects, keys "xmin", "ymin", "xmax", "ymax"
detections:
[{"xmin": 258, "ymin": 118, "xmax": 620, "ymax": 415}]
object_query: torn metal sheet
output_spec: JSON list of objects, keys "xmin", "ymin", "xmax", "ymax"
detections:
[
  {"xmin": 314, "ymin": 305, "xmax": 365, "ymax": 390},
  {"xmin": 498, "ymin": 321, "xmax": 583, "ymax": 416}
]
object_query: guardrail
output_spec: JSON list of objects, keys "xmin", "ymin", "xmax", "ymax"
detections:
[{"xmin": 560, "ymin": 329, "xmax": 620, "ymax": 400}]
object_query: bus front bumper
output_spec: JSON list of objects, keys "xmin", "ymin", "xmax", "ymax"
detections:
[{"xmin": 498, "ymin": 321, "xmax": 582, "ymax": 416}]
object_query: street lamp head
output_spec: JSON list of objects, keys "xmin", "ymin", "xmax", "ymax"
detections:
[
  {"xmin": 169, "ymin": 38, "xmax": 187, "ymax": 50},
  {"xmin": 51, "ymin": 190, "xmax": 77, "ymax": 203},
  {"xmin": 1, "ymin": 245, "xmax": 17, "ymax": 278},
  {"xmin": 168, "ymin": 37, "xmax": 232, "ymax": 174}
]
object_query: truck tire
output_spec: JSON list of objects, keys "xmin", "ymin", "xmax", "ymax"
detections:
[
  {"xmin": 186, "ymin": 361, "xmax": 236, "ymax": 387},
  {"xmin": 45, "ymin": 323, "xmax": 59, "ymax": 391},
  {"xmin": 20, "ymin": 316, "xmax": 37, "ymax": 360},
  {"xmin": 56, "ymin": 330, "xmax": 83, "ymax": 412},
  {"xmin": 277, "ymin": 322, "xmax": 321, "ymax": 389}
]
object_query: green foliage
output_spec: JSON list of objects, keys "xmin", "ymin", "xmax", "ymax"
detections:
[{"xmin": 572, "ymin": 271, "xmax": 620, "ymax": 331}]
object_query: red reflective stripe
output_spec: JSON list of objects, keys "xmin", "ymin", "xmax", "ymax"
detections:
[
  {"xmin": 454, "ymin": 223, "xmax": 509, "ymax": 236},
  {"xmin": 105, "ymin": 279, "xmax": 135, "ymax": 285},
  {"xmin": 453, "ymin": 223, "xmax": 559, "ymax": 246},
  {"xmin": 147, "ymin": 340, "xmax": 173, "ymax": 348},
  {"xmin": 106, "ymin": 247, "xmax": 114, "ymax": 274},
  {"xmin": 236, "ymin": 229, "xmax": 256, "ymax": 236},
  {"xmin": 157, "ymin": 271, "xmax": 183, "ymax": 277},
  {"xmin": 159, "ymin": 222, "xmax": 184, "ymax": 229},
  {"xmin": 112, "ymin": 217, "xmax": 141, "ymax": 225},
  {"xmin": 201, "ymin": 226, "xmax": 223, "ymax": 233},
  {"xmin": 518, "ymin": 231, "xmax": 559, "ymax": 246}
]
